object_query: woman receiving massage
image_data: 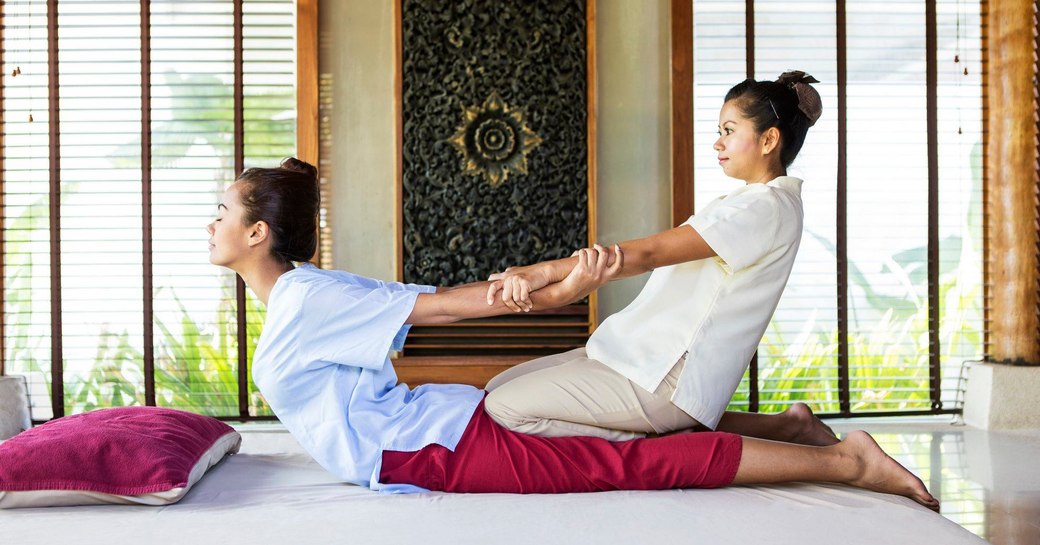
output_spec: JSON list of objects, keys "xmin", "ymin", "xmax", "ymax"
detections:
[{"xmin": 206, "ymin": 72, "xmax": 938, "ymax": 510}]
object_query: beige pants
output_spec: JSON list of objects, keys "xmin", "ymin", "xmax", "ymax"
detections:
[{"xmin": 484, "ymin": 348, "xmax": 701, "ymax": 441}]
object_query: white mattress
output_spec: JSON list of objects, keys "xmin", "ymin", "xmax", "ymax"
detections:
[{"xmin": 1, "ymin": 426, "xmax": 986, "ymax": 545}]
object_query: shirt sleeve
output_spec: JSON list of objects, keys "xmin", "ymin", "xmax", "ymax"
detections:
[
  {"xmin": 686, "ymin": 190, "xmax": 780, "ymax": 274},
  {"xmin": 389, "ymin": 284, "xmax": 435, "ymax": 350},
  {"xmin": 348, "ymin": 273, "xmax": 436, "ymax": 294},
  {"xmin": 298, "ymin": 280, "xmax": 425, "ymax": 370}
]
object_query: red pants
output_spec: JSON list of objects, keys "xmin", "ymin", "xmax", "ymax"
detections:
[{"xmin": 380, "ymin": 400, "xmax": 742, "ymax": 493}]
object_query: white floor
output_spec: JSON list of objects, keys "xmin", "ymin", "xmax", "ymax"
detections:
[{"xmin": 828, "ymin": 417, "xmax": 1040, "ymax": 544}]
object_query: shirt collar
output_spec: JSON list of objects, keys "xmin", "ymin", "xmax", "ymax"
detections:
[{"xmin": 767, "ymin": 176, "xmax": 803, "ymax": 195}]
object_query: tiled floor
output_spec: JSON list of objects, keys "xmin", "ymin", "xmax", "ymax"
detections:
[{"xmin": 829, "ymin": 418, "xmax": 1040, "ymax": 544}]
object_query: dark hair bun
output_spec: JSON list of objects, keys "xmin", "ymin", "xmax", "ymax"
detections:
[
  {"xmin": 724, "ymin": 70, "xmax": 821, "ymax": 168},
  {"xmin": 280, "ymin": 157, "xmax": 318, "ymax": 180},
  {"xmin": 237, "ymin": 158, "xmax": 321, "ymax": 264},
  {"xmin": 776, "ymin": 70, "xmax": 819, "ymax": 86}
]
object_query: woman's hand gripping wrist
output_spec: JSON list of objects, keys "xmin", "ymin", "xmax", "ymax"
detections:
[
  {"xmin": 485, "ymin": 263, "xmax": 555, "ymax": 312},
  {"xmin": 542, "ymin": 244, "xmax": 624, "ymax": 306}
]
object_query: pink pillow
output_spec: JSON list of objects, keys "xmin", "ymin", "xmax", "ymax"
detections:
[{"xmin": 0, "ymin": 406, "xmax": 241, "ymax": 508}]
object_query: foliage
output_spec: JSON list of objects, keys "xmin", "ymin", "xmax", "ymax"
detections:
[
  {"xmin": 726, "ymin": 143, "xmax": 984, "ymax": 414},
  {"xmin": 19, "ymin": 286, "xmax": 271, "ymax": 417},
  {"xmin": 726, "ymin": 262, "xmax": 982, "ymax": 414},
  {"xmin": 3, "ymin": 65, "xmax": 291, "ymax": 418},
  {"xmin": 151, "ymin": 292, "xmax": 271, "ymax": 417}
]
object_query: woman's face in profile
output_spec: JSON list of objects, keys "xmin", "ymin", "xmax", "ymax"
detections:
[
  {"xmin": 206, "ymin": 183, "xmax": 250, "ymax": 268},
  {"xmin": 714, "ymin": 100, "xmax": 767, "ymax": 182}
]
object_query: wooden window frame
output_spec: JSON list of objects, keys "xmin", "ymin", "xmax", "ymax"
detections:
[
  {"xmin": 0, "ymin": 0, "xmax": 318, "ymax": 422},
  {"xmin": 668, "ymin": 0, "xmax": 1014, "ymax": 417}
]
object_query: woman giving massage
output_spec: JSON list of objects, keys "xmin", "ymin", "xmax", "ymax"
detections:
[
  {"xmin": 206, "ymin": 71, "xmax": 938, "ymax": 510},
  {"xmin": 483, "ymin": 71, "xmax": 837, "ymax": 446}
]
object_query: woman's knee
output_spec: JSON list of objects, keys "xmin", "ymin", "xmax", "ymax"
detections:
[
  {"xmin": 485, "ymin": 348, "xmax": 585, "ymax": 391},
  {"xmin": 484, "ymin": 388, "xmax": 529, "ymax": 430}
]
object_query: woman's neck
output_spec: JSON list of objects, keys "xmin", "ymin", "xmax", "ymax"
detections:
[
  {"xmin": 236, "ymin": 258, "xmax": 295, "ymax": 306},
  {"xmin": 745, "ymin": 165, "xmax": 786, "ymax": 185}
]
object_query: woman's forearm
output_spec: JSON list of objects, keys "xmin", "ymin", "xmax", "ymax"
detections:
[{"xmin": 408, "ymin": 281, "xmax": 569, "ymax": 325}]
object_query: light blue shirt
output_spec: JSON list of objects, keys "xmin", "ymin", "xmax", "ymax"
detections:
[{"xmin": 252, "ymin": 263, "xmax": 485, "ymax": 492}]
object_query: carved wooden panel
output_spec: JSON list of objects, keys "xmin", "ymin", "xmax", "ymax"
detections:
[{"xmin": 400, "ymin": 0, "xmax": 589, "ymax": 286}]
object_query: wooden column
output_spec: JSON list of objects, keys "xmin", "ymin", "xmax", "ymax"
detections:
[
  {"xmin": 296, "ymin": 0, "xmax": 319, "ymax": 166},
  {"xmin": 296, "ymin": 0, "xmax": 321, "ymax": 264},
  {"xmin": 985, "ymin": 0, "xmax": 1040, "ymax": 365},
  {"xmin": 586, "ymin": 0, "xmax": 600, "ymax": 327},
  {"xmin": 670, "ymin": 0, "xmax": 693, "ymax": 226}
]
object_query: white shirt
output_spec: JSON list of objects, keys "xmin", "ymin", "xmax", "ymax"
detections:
[
  {"xmin": 586, "ymin": 176, "xmax": 804, "ymax": 429},
  {"xmin": 252, "ymin": 264, "xmax": 485, "ymax": 492}
]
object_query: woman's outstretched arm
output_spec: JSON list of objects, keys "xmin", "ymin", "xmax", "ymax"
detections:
[
  {"xmin": 407, "ymin": 245, "xmax": 622, "ymax": 325},
  {"xmin": 487, "ymin": 225, "xmax": 717, "ymax": 311}
]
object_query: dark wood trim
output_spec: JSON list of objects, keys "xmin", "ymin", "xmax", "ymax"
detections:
[
  {"xmin": 141, "ymin": 0, "xmax": 155, "ymax": 406},
  {"xmin": 670, "ymin": 0, "xmax": 693, "ymax": 227},
  {"xmin": 394, "ymin": 0, "xmax": 404, "ymax": 282},
  {"xmin": 233, "ymin": 0, "xmax": 249, "ymax": 418},
  {"xmin": 296, "ymin": 0, "xmax": 320, "ymax": 263},
  {"xmin": 296, "ymin": 0, "xmax": 319, "ymax": 166},
  {"xmin": 925, "ymin": 0, "xmax": 942, "ymax": 407},
  {"xmin": 394, "ymin": 355, "xmax": 534, "ymax": 389},
  {"xmin": 586, "ymin": 0, "xmax": 599, "ymax": 329},
  {"xmin": 214, "ymin": 415, "xmax": 279, "ymax": 423},
  {"xmin": 745, "ymin": 0, "xmax": 758, "ymax": 413},
  {"xmin": 745, "ymin": 0, "xmax": 754, "ymax": 79},
  {"xmin": 817, "ymin": 409, "xmax": 961, "ymax": 420},
  {"xmin": 748, "ymin": 345, "xmax": 760, "ymax": 411},
  {"xmin": 836, "ymin": 0, "xmax": 851, "ymax": 414},
  {"xmin": 47, "ymin": 0, "xmax": 64, "ymax": 418}
]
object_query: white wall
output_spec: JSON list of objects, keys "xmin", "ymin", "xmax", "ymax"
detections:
[
  {"xmin": 319, "ymin": 0, "xmax": 399, "ymax": 282},
  {"xmin": 593, "ymin": 0, "xmax": 671, "ymax": 319},
  {"xmin": 319, "ymin": 0, "xmax": 672, "ymax": 320}
]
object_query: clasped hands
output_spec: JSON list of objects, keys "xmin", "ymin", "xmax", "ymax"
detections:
[{"xmin": 485, "ymin": 243, "xmax": 624, "ymax": 312}]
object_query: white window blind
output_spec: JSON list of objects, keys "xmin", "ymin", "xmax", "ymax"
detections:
[
  {"xmin": 58, "ymin": 0, "xmax": 146, "ymax": 415},
  {"xmin": 150, "ymin": 0, "xmax": 240, "ymax": 415},
  {"xmin": 242, "ymin": 0, "xmax": 296, "ymax": 416},
  {"xmin": 755, "ymin": 0, "xmax": 841, "ymax": 414},
  {"xmin": 934, "ymin": 0, "xmax": 983, "ymax": 410},
  {"xmin": 2, "ymin": 0, "xmax": 53, "ymax": 417},
  {"xmin": 1, "ymin": 0, "xmax": 297, "ymax": 420},
  {"xmin": 691, "ymin": 0, "xmax": 983, "ymax": 415},
  {"xmin": 845, "ymin": 1, "xmax": 931, "ymax": 411}
]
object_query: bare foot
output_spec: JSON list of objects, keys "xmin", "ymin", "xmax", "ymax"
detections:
[
  {"xmin": 842, "ymin": 430, "xmax": 940, "ymax": 512},
  {"xmin": 785, "ymin": 403, "xmax": 840, "ymax": 446}
]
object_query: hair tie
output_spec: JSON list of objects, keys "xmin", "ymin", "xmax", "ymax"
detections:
[{"xmin": 776, "ymin": 70, "xmax": 822, "ymax": 127}]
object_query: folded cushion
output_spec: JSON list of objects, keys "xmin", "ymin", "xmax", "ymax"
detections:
[{"xmin": 0, "ymin": 406, "xmax": 241, "ymax": 508}]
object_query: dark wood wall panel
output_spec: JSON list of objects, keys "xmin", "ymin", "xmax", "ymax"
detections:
[
  {"xmin": 397, "ymin": 0, "xmax": 595, "ymax": 365},
  {"xmin": 400, "ymin": 0, "xmax": 589, "ymax": 286}
]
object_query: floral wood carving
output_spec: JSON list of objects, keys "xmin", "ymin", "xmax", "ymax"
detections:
[
  {"xmin": 402, "ymin": 0, "xmax": 588, "ymax": 286},
  {"xmin": 448, "ymin": 92, "xmax": 543, "ymax": 187}
]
